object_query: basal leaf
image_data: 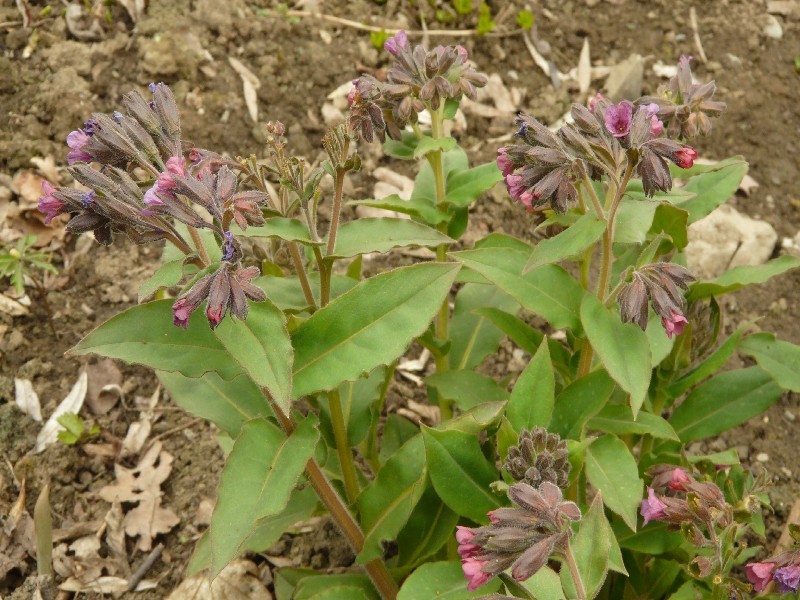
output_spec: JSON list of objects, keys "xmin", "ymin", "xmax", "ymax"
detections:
[
  {"xmin": 138, "ymin": 258, "xmax": 184, "ymax": 302},
  {"xmin": 255, "ymin": 273, "xmax": 357, "ymax": 313},
  {"xmin": 587, "ymin": 405, "xmax": 679, "ymax": 441},
  {"xmin": 348, "ymin": 195, "xmax": 449, "ymax": 225},
  {"xmin": 549, "ymin": 370, "xmax": 615, "ymax": 439},
  {"xmin": 669, "ymin": 156, "xmax": 748, "ymax": 223},
  {"xmin": 584, "ymin": 435, "xmax": 643, "ymax": 531},
  {"xmin": 396, "ymin": 483, "xmax": 459, "ymax": 569},
  {"xmin": 739, "ymin": 332, "xmax": 800, "ymax": 392},
  {"xmin": 237, "ymin": 217, "xmax": 320, "ymax": 246},
  {"xmin": 413, "ymin": 136, "xmax": 458, "ymax": 159}
]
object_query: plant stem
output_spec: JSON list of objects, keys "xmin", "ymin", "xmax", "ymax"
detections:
[
  {"xmin": 582, "ymin": 177, "xmax": 606, "ymax": 222},
  {"xmin": 187, "ymin": 226, "xmax": 211, "ymax": 267},
  {"xmin": 288, "ymin": 242, "xmax": 317, "ymax": 309},
  {"xmin": 596, "ymin": 161, "xmax": 635, "ymax": 299},
  {"xmin": 564, "ymin": 538, "xmax": 587, "ymax": 600},
  {"xmin": 326, "ymin": 141, "xmax": 350, "ymax": 257},
  {"xmin": 266, "ymin": 395, "xmax": 398, "ymax": 599},
  {"xmin": 364, "ymin": 362, "xmax": 397, "ymax": 472},
  {"xmin": 577, "ymin": 341, "xmax": 593, "ymax": 377},
  {"xmin": 329, "ymin": 389, "xmax": 361, "ymax": 504}
]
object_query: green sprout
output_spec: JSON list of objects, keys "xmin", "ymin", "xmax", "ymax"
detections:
[
  {"xmin": 477, "ymin": 2, "xmax": 495, "ymax": 35},
  {"xmin": 57, "ymin": 413, "xmax": 101, "ymax": 446},
  {"xmin": 517, "ymin": 9, "xmax": 534, "ymax": 30},
  {"xmin": 0, "ymin": 235, "xmax": 58, "ymax": 297},
  {"xmin": 370, "ymin": 29, "xmax": 390, "ymax": 51}
]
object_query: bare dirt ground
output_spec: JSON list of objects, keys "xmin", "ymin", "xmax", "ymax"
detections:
[{"xmin": 1, "ymin": 0, "xmax": 799, "ymax": 595}]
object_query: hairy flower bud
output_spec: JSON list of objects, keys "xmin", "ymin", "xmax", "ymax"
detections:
[{"xmin": 504, "ymin": 428, "xmax": 571, "ymax": 489}]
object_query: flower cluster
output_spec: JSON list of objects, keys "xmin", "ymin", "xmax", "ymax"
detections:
[
  {"xmin": 39, "ymin": 83, "xmax": 270, "ymax": 329},
  {"xmin": 503, "ymin": 427, "xmax": 571, "ymax": 489},
  {"xmin": 457, "ymin": 481, "xmax": 580, "ymax": 591},
  {"xmin": 639, "ymin": 55, "xmax": 726, "ymax": 140},
  {"xmin": 747, "ymin": 554, "xmax": 800, "ymax": 594},
  {"xmin": 618, "ymin": 262, "xmax": 696, "ymax": 338},
  {"xmin": 348, "ymin": 31, "xmax": 488, "ymax": 142}
]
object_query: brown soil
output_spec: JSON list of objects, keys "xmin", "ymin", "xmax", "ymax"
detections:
[{"xmin": 1, "ymin": 0, "xmax": 799, "ymax": 595}]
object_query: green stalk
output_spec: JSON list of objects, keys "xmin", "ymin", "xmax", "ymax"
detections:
[
  {"xmin": 363, "ymin": 362, "xmax": 397, "ymax": 473},
  {"xmin": 289, "ymin": 242, "xmax": 317, "ymax": 309},
  {"xmin": 329, "ymin": 389, "xmax": 361, "ymax": 504},
  {"xmin": 188, "ymin": 226, "xmax": 211, "ymax": 267},
  {"xmin": 564, "ymin": 537, "xmax": 587, "ymax": 600}
]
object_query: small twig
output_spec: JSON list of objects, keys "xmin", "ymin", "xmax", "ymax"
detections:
[
  {"xmin": 689, "ymin": 7, "xmax": 708, "ymax": 64},
  {"xmin": 142, "ymin": 417, "xmax": 203, "ymax": 454},
  {"xmin": 126, "ymin": 543, "xmax": 163, "ymax": 591},
  {"xmin": 16, "ymin": 0, "xmax": 33, "ymax": 27}
]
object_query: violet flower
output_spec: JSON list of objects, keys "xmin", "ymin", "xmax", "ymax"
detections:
[
  {"xmin": 383, "ymin": 30, "xmax": 409, "ymax": 56},
  {"xmin": 66, "ymin": 128, "xmax": 94, "ymax": 165},
  {"xmin": 604, "ymin": 101, "xmax": 633, "ymax": 138},
  {"xmin": 143, "ymin": 155, "xmax": 186, "ymax": 207},
  {"xmin": 38, "ymin": 181, "xmax": 66, "ymax": 224},
  {"xmin": 775, "ymin": 565, "xmax": 800, "ymax": 593},
  {"xmin": 640, "ymin": 487, "xmax": 667, "ymax": 526}
]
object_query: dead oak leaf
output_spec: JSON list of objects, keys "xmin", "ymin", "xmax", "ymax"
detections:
[
  {"xmin": 99, "ymin": 441, "xmax": 179, "ymax": 552},
  {"xmin": 167, "ymin": 559, "xmax": 272, "ymax": 600}
]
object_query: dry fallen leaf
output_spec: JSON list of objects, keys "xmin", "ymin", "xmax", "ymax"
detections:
[
  {"xmin": 86, "ymin": 359, "xmax": 124, "ymax": 415},
  {"xmin": 167, "ymin": 559, "xmax": 272, "ymax": 600},
  {"xmin": 99, "ymin": 441, "xmax": 180, "ymax": 551},
  {"xmin": 0, "ymin": 480, "xmax": 36, "ymax": 581},
  {"xmin": 14, "ymin": 378, "xmax": 42, "ymax": 421},
  {"xmin": 29, "ymin": 156, "xmax": 61, "ymax": 184},
  {"xmin": 228, "ymin": 57, "xmax": 261, "ymax": 124},
  {"xmin": 34, "ymin": 371, "xmax": 89, "ymax": 454},
  {"xmin": 0, "ymin": 293, "xmax": 30, "ymax": 317}
]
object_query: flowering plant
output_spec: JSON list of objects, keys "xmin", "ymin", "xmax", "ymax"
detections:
[{"xmin": 43, "ymin": 31, "xmax": 800, "ymax": 599}]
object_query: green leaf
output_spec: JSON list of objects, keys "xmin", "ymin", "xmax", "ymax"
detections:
[
  {"xmin": 187, "ymin": 486, "xmax": 317, "ymax": 576},
  {"xmin": 356, "ymin": 435, "xmax": 427, "ymax": 563},
  {"xmin": 70, "ymin": 300, "xmax": 242, "ymax": 379},
  {"xmin": 521, "ymin": 566, "xmax": 566, "ymax": 600},
  {"xmin": 422, "ymin": 427, "xmax": 501, "ymax": 522},
  {"xmin": 580, "ymin": 294, "xmax": 651, "ymax": 417},
  {"xmin": 561, "ymin": 494, "xmax": 610, "ymax": 599},
  {"xmin": 398, "ymin": 561, "xmax": 501, "ymax": 599},
  {"xmin": 668, "ymin": 367, "xmax": 783, "ymax": 442},
  {"xmin": 524, "ymin": 213, "xmax": 606, "ymax": 272},
  {"xmin": 138, "ymin": 258, "xmax": 184, "ymax": 302},
  {"xmin": 445, "ymin": 162, "xmax": 502, "ymax": 208},
  {"xmin": 413, "ymin": 147, "xmax": 469, "ymax": 204},
  {"xmin": 425, "ymin": 370, "xmax": 508, "ymax": 411},
  {"xmin": 584, "ymin": 434, "xmax": 643, "ymax": 531},
  {"xmin": 158, "ymin": 371, "xmax": 269, "ymax": 438},
  {"xmin": 450, "ymin": 283, "xmax": 518, "ymax": 371},
  {"xmin": 214, "ymin": 300, "xmax": 293, "ymax": 413},
  {"xmin": 667, "ymin": 325, "xmax": 747, "ymax": 398},
  {"xmin": 413, "ymin": 136, "xmax": 458, "ymax": 159},
  {"xmin": 506, "ymin": 338, "xmax": 555, "ymax": 431},
  {"xmin": 292, "ymin": 263, "xmax": 460, "ymax": 398},
  {"xmin": 649, "ymin": 203, "xmax": 689, "ymax": 250},
  {"xmin": 383, "ymin": 131, "xmax": 420, "ymax": 160},
  {"xmin": 438, "ymin": 402, "xmax": 506, "ymax": 435},
  {"xmin": 295, "ymin": 574, "xmax": 379, "ymax": 600},
  {"xmin": 613, "ymin": 519, "xmax": 682, "ymax": 554},
  {"xmin": 670, "ymin": 156, "xmax": 748, "ymax": 223},
  {"xmin": 319, "ymin": 369, "xmax": 384, "ymax": 447},
  {"xmin": 379, "ymin": 414, "xmax": 419, "ymax": 463},
  {"xmin": 348, "ymin": 195, "xmax": 449, "ymax": 225},
  {"xmin": 549, "ymin": 370, "xmax": 615, "ymax": 439},
  {"xmin": 473, "ymin": 307, "xmax": 542, "ymax": 355},
  {"xmin": 396, "ymin": 483, "xmax": 459, "ymax": 568},
  {"xmin": 451, "ymin": 247, "xmax": 586, "ymax": 330},
  {"xmin": 688, "ymin": 256, "xmax": 800, "ymax": 300},
  {"xmin": 739, "ymin": 333, "xmax": 800, "ymax": 392},
  {"xmin": 331, "ymin": 218, "xmax": 454, "ymax": 258},
  {"xmin": 614, "ymin": 199, "xmax": 659, "ymax": 244},
  {"xmin": 238, "ymin": 217, "xmax": 320, "ymax": 246},
  {"xmin": 209, "ymin": 416, "xmax": 319, "ymax": 577},
  {"xmin": 587, "ymin": 405, "xmax": 679, "ymax": 441},
  {"xmin": 255, "ymin": 273, "xmax": 356, "ymax": 313}
]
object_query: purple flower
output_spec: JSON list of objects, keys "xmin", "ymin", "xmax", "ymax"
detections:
[
  {"xmin": 38, "ymin": 180, "xmax": 66, "ymax": 224},
  {"xmin": 604, "ymin": 101, "xmax": 633, "ymax": 138},
  {"xmin": 775, "ymin": 565, "xmax": 800, "ymax": 593},
  {"xmin": 642, "ymin": 103, "xmax": 664, "ymax": 137},
  {"xmin": 66, "ymin": 129, "xmax": 93, "ymax": 165},
  {"xmin": 144, "ymin": 155, "xmax": 187, "ymax": 206},
  {"xmin": 675, "ymin": 147, "xmax": 698, "ymax": 169},
  {"xmin": 662, "ymin": 309, "xmax": 689, "ymax": 339},
  {"xmin": 496, "ymin": 148, "xmax": 514, "ymax": 177},
  {"xmin": 221, "ymin": 231, "xmax": 236, "ymax": 261},
  {"xmin": 745, "ymin": 562, "xmax": 776, "ymax": 592},
  {"xmin": 80, "ymin": 191, "xmax": 95, "ymax": 208},
  {"xmin": 384, "ymin": 30, "xmax": 409, "ymax": 56},
  {"xmin": 640, "ymin": 487, "xmax": 667, "ymax": 526}
]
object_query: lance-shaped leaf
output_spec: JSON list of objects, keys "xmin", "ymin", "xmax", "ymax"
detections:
[
  {"xmin": 668, "ymin": 156, "xmax": 748, "ymax": 223},
  {"xmin": 451, "ymin": 247, "xmax": 585, "ymax": 330},
  {"xmin": 687, "ymin": 256, "xmax": 800, "ymax": 300},
  {"xmin": 413, "ymin": 135, "xmax": 458, "ymax": 158},
  {"xmin": 209, "ymin": 416, "xmax": 319, "ymax": 578},
  {"xmin": 398, "ymin": 561, "xmax": 501, "ymax": 599},
  {"xmin": 521, "ymin": 566, "xmax": 566, "ymax": 599},
  {"xmin": 580, "ymin": 294, "xmax": 651, "ymax": 417},
  {"xmin": 587, "ymin": 405, "xmax": 679, "ymax": 441},
  {"xmin": 291, "ymin": 263, "xmax": 460, "ymax": 399},
  {"xmin": 348, "ymin": 195, "xmax": 449, "ymax": 225},
  {"xmin": 356, "ymin": 435, "xmax": 427, "ymax": 563},
  {"xmin": 560, "ymin": 494, "xmax": 610, "ymax": 599},
  {"xmin": 158, "ymin": 371, "xmax": 269, "ymax": 438},
  {"xmin": 524, "ymin": 213, "xmax": 606, "ymax": 272},
  {"xmin": 138, "ymin": 258, "xmax": 184, "ymax": 302},
  {"xmin": 668, "ymin": 367, "xmax": 783, "ymax": 442},
  {"xmin": 549, "ymin": 369, "xmax": 615, "ymax": 440},
  {"xmin": 740, "ymin": 333, "xmax": 800, "ymax": 392},
  {"xmin": 445, "ymin": 161, "xmax": 503, "ymax": 208},
  {"xmin": 396, "ymin": 483, "xmax": 459, "ymax": 569},
  {"xmin": 294, "ymin": 574, "xmax": 380, "ymax": 600},
  {"xmin": 425, "ymin": 370, "xmax": 509, "ymax": 411},
  {"xmin": 255, "ymin": 274, "xmax": 356, "ymax": 313},
  {"xmin": 506, "ymin": 338, "xmax": 555, "ymax": 431},
  {"xmin": 214, "ymin": 300, "xmax": 293, "ymax": 412},
  {"xmin": 584, "ymin": 435, "xmax": 643, "ymax": 531},
  {"xmin": 422, "ymin": 427, "xmax": 501, "ymax": 523},
  {"xmin": 70, "ymin": 299, "xmax": 241, "ymax": 379},
  {"xmin": 237, "ymin": 217, "xmax": 321, "ymax": 246},
  {"xmin": 331, "ymin": 218, "xmax": 453, "ymax": 259}
]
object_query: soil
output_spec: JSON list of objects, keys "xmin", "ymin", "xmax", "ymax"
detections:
[{"xmin": 1, "ymin": 0, "xmax": 799, "ymax": 596}]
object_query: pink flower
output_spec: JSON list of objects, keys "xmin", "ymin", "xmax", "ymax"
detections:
[
  {"xmin": 675, "ymin": 147, "xmax": 698, "ymax": 169},
  {"xmin": 775, "ymin": 565, "xmax": 800, "ymax": 593},
  {"xmin": 462, "ymin": 556, "xmax": 492, "ymax": 591},
  {"xmin": 667, "ymin": 468, "xmax": 691, "ymax": 491},
  {"xmin": 144, "ymin": 155, "xmax": 186, "ymax": 206},
  {"xmin": 38, "ymin": 180, "xmax": 66, "ymax": 224},
  {"xmin": 604, "ymin": 101, "xmax": 633, "ymax": 138},
  {"xmin": 745, "ymin": 562, "xmax": 776, "ymax": 592},
  {"xmin": 172, "ymin": 298, "xmax": 193, "ymax": 329},
  {"xmin": 640, "ymin": 487, "xmax": 667, "ymax": 526},
  {"xmin": 642, "ymin": 103, "xmax": 664, "ymax": 137},
  {"xmin": 662, "ymin": 310, "xmax": 689, "ymax": 339},
  {"xmin": 66, "ymin": 129, "xmax": 93, "ymax": 165},
  {"xmin": 384, "ymin": 30, "xmax": 409, "ymax": 56},
  {"xmin": 496, "ymin": 148, "xmax": 514, "ymax": 177},
  {"xmin": 588, "ymin": 93, "xmax": 605, "ymax": 114}
]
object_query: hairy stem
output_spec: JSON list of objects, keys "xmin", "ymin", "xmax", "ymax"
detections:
[
  {"xmin": 564, "ymin": 538, "xmax": 587, "ymax": 600},
  {"xmin": 596, "ymin": 160, "xmax": 635, "ymax": 299},
  {"xmin": 187, "ymin": 226, "xmax": 211, "ymax": 267},
  {"xmin": 329, "ymin": 389, "xmax": 361, "ymax": 504},
  {"xmin": 288, "ymin": 242, "xmax": 317, "ymax": 309},
  {"xmin": 582, "ymin": 177, "xmax": 606, "ymax": 223}
]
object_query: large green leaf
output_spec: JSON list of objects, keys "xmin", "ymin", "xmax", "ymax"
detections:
[
  {"xmin": 445, "ymin": 161, "xmax": 503, "ymax": 208},
  {"xmin": 667, "ymin": 326, "xmax": 747, "ymax": 398},
  {"xmin": 356, "ymin": 435, "xmax": 427, "ymax": 563},
  {"xmin": 138, "ymin": 258, "xmax": 184, "ymax": 302},
  {"xmin": 214, "ymin": 300, "xmax": 293, "ymax": 412},
  {"xmin": 613, "ymin": 520, "xmax": 682, "ymax": 554},
  {"xmin": 209, "ymin": 416, "xmax": 319, "ymax": 577},
  {"xmin": 560, "ymin": 494, "xmax": 610, "ymax": 599},
  {"xmin": 506, "ymin": 338, "xmax": 555, "ymax": 431},
  {"xmin": 158, "ymin": 371, "xmax": 269, "ymax": 438},
  {"xmin": 383, "ymin": 130, "xmax": 419, "ymax": 160},
  {"xmin": 292, "ymin": 263, "xmax": 459, "ymax": 398},
  {"xmin": 238, "ymin": 217, "xmax": 320, "ymax": 246},
  {"xmin": 295, "ymin": 574, "xmax": 379, "ymax": 600},
  {"xmin": 649, "ymin": 203, "xmax": 689, "ymax": 250},
  {"xmin": 581, "ymin": 294, "xmax": 651, "ymax": 417},
  {"xmin": 438, "ymin": 402, "xmax": 507, "ymax": 435},
  {"xmin": 451, "ymin": 247, "xmax": 585, "ymax": 330},
  {"xmin": 398, "ymin": 561, "xmax": 501, "ymax": 599},
  {"xmin": 379, "ymin": 414, "xmax": 420, "ymax": 464},
  {"xmin": 587, "ymin": 405, "xmax": 679, "ymax": 441},
  {"xmin": 413, "ymin": 147, "xmax": 469, "ymax": 204},
  {"xmin": 70, "ymin": 299, "xmax": 241, "ymax": 379},
  {"xmin": 613, "ymin": 199, "xmax": 659, "ymax": 245},
  {"xmin": 687, "ymin": 256, "xmax": 800, "ymax": 300},
  {"xmin": 413, "ymin": 135, "xmax": 458, "ymax": 159},
  {"xmin": 425, "ymin": 370, "xmax": 509, "ymax": 411},
  {"xmin": 255, "ymin": 273, "xmax": 356, "ymax": 313},
  {"xmin": 669, "ymin": 156, "xmax": 748, "ymax": 223},
  {"xmin": 449, "ymin": 283, "xmax": 518, "ymax": 371},
  {"xmin": 549, "ymin": 370, "xmax": 615, "ymax": 439},
  {"xmin": 584, "ymin": 435, "xmax": 643, "ymax": 531},
  {"xmin": 524, "ymin": 213, "xmax": 605, "ymax": 272},
  {"xmin": 331, "ymin": 218, "xmax": 453, "ymax": 258},
  {"xmin": 348, "ymin": 195, "xmax": 449, "ymax": 225},
  {"xmin": 395, "ymin": 483, "xmax": 459, "ymax": 569},
  {"xmin": 521, "ymin": 566, "xmax": 566, "ymax": 600},
  {"xmin": 668, "ymin": 367, "xmax": 783, "ymax": 442},
  {"xmin": 740, "ymin": 333, "xmax": 800, "ymax": 392},
  {"xmin": 422, "ymin": 427, "xmax": 501, "ymax": 523}
]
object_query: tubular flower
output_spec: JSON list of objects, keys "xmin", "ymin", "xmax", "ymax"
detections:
[
  {"xmin": 617, "ymin": 263, "xmax": 695, "ymax": 334},
  {"xmin": 745, "ymin": 562, "xmax": 776, "ymax": 592},
  {"xmin": 640, "ymin": 487, "xmax": 668, "ymax": 526},
  {"xmin": 604, "ymin": 101, "xmax": 633, "ymax": 138},
  {"xmin": 662, "ymin": 310, "xmax": 689, "ymax": 339},
  {"xmin": 775, "ymin": 565, "xmax": 800, "ymax": 593},
  {"xmin": 747, "ymin": 551, "xmax": 800, "ymax": 595}
]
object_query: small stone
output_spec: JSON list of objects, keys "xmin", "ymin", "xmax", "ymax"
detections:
[
  {"xmin": 756, "ymin": 452, "xmax": 770, "ymax": 463},
  {"xmin": 763, "ymin": 14, "xmax": 784, "ymax": 39},
  {"xmin": 735, "ymin": 445, "xmax": 750, "ymax": 460},
  {"xmin": 604, "ymin": 54, "xmax": 644, "ymax": 101},
  {"xmin": 767, "ymin": 0, "xmax": 797, "ymax": 16},
  {"xmin": 781, "ymin": 467, "xmax": 793, "ymax": 478},
  {"xmin": 785, "ymin": 410, "xmax": 796, "ymax": 422},
  {"xmin": 722, "ymin": 53, "xmax": 743, "ymax": 69}
]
